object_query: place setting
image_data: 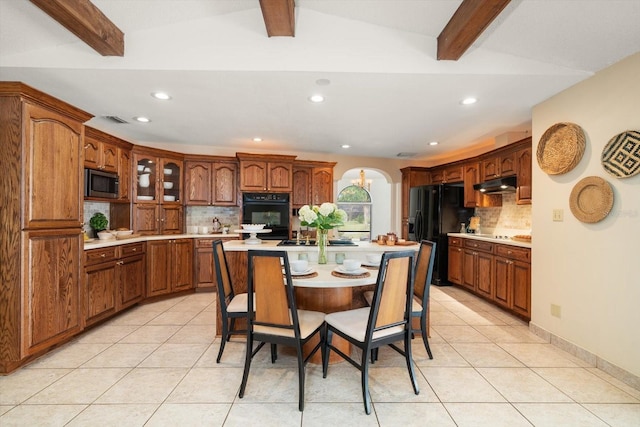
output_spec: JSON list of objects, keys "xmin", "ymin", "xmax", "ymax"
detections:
[
  {"xmin": 288, "ymin": 259, "xmax": 318, "ymax": 279},
  {"xmin": 332, "ymin": 259, "xmax": 371, "ymax": 279},
  {"xmin": 361, "ymin": 253, "xmax": 382, "ymax": 270}
]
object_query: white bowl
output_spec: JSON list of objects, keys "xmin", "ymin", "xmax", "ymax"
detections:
[
  {"xmin": 163, "ymin": 195, "xmax": 176, "ymax": 202},
  {"xmin": 366, "ymin": 253, "xmax": 382, "ymax": 264},
  {"xmin": 163, "ymin": 182, "xmax": 173, "ymax": 189},
  {"xmin": 137, "ymin": 195, "xmax": 153, "ymax": 201},
  {"xmin": 137, "ymin": 165, "xmax": 144, "ymax": 171},
  {"xmin": 116, "ymin": 230, "xmax": 133, "ymax": 237},
  {"xmin": 289, "ymin": 259, "xmax": 309, "ymax": 273},
  {"xmin": 241, "ymin": 224, "xmax": 266, "ymax": 231},
  {"xmin": 343, "ymin": 259, "xmax": 361, "ymax": 271},
  {"xmin": 164, "ymin": 168, "xmax": 172, "ymax": 175},
  {"xmin": 97, "ymin": 231, "xmax": 115, "ymax": 240}
]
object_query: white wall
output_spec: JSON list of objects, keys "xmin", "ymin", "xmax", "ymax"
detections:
[{"xmin": 531, "ymin": 53, "xmax": 640, "ymax": 377}]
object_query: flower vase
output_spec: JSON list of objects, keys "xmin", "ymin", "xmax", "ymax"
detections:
[{"xmin": 317, "ymin": 229, "xmax": 329, "ymax": 264}]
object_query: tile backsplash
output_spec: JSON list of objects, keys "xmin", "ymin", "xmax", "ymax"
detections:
[
  {"xmin": 186, "ymin": 206, "xmax": 241, "ymax": 229},
  {"xmin": 474, "ymin": 193, "xmax": 532, "ymax": 234},
  {"xmin": 83, "ymin": 201, "xmax": 110, "ymax": 233}
]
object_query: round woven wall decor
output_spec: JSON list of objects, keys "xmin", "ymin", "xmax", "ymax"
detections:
[
  {"xmin": 569, "ymin": 176, "xmax": 614, "ymax": 223},
  {"xmin": 537, "ymin": 122, "xmax": 586, "ymax": 175},
  {"xmin": 601, "ymin": 130, "xmax": 640, "ymax": 178}
]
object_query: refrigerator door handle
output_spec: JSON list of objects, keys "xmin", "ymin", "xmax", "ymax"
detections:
[{"xmin": 415, "ymin": 210, "xmax": 423, "ymax": 241}]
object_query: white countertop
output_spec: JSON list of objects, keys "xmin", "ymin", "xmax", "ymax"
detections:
[
  {"xmin": 83, "ymin": 233, "xmax": 240, "ymax": 250},
  {"xmin": 447, "ymin": 233, "xmax": 532, "ymax": 248}
]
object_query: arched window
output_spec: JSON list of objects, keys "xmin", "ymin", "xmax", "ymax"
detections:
[{"xmin": 336, "ymin": 185, "xmax": 372, "ymax": 241}]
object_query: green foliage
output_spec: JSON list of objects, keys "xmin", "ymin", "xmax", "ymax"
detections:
[{"xmin": 89, "ymin": 212, "xmax": 108, "ymax": 231}]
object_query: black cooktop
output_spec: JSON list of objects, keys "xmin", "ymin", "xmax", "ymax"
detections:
[{"xmin": 277, "ymin": 239, "xmax": 357, "ymax": 246}]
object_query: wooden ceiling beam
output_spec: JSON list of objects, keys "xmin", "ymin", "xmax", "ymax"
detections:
[
  {"xmin": 259, "ymin": 0, "xmax": 295, "ymax": 37},
  {"xmin": 29, "ymin": 0, "xmax": 124, "ymax": 56},
  {"xmin": 437, "ymin": 0, "xmax": 511, "ymax": 61}
]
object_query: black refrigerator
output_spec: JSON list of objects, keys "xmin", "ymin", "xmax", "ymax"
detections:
[{"xmin": 408, "ymin": 184, "xmax": 474, "ymax": 285}]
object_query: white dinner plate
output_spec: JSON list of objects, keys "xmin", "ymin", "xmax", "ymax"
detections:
[
  {"xmin": 361, "ymin": 261, "xmax": 380, "ymax": 267},
  {"xmin": 335, "ymin": 266, "xmax": 367, "ymax": 275},
  {"xmin": 291, "ymin": 267, "xmax": 314, "ymax": 276}
]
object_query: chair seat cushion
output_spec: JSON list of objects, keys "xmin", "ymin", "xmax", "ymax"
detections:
[
  {"xmin": 227, "ymin": 292, "xmax": 254, "ymax": 313},
  {"xmin": 363, "ymin": 291, "xmax": 423, "ymax": 313},
  {"xmin": 254, "ymin": 309, "xmax": 325, "ymax": 339},
  {"xmin": 325, "ymin": 307, "xmax": 404, "ymax": 343}
]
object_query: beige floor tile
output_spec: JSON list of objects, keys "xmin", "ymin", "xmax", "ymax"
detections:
[
  {"xmin": 187, "ymin": 310, "xmax": 217, "ymax": 326},
  {"xmin": 514, "ymin": 402, "xmax": 610, "ymax": 426},
  {"xmin": 451, "ymin": 343, "xmax": 524, "ymax": 367},
  {"xmin": 369, "ymin": 366, "xmax": 439, "ymax": 403},
  {"xmin": 146, "ymin": 403, "xmax": 231, "ymax": 426},
  {"xmin": 81, "ymin": 343, "xmax": 159, "ymax": 368},
  {"xmin": 107, "ymin": 308, "xmax": 163, "ymax": 325},
  {"xmin": 139, "ymin": 297, "xmax": 186, "ymax": 312},
  {"xmin": 25, "ymin": 343, "xmax": 111, "ymax": 369},
  {"xmin": 414, "ymin": 342, "xmax": 470, "ymax": 367},
  {"xmin": 583, "ymin": 403, "xmax": 640, "ymax": 427},
  {"xmin": 444, "ymin": 402, "xmax": 533, "ymax": 426},
  {"xmin": 74, "ymin": 325, "xmax": 139, "ymax": 344},
  {"xmin": 66, "ymin": 403, "xmax": 159, "ymax": 426},
  {"xmin": 0, "ymin": 404, "xmax": 86, "ymax": 426},
  {"xmin": 587, "ymin": 368, "xmax": 640, "ymax": 400},
  {"xmin": 420, "ymin": 367, "xmax": 505, "ymax": 402},
  {"xmin": 234, "ymin": 367, "xmax": 304, "ymax": 404},
  {"xmin": 0, "ymin": 405, "xmax": 13, "ymax": 416},
  {"xmin": 432, "ymin": 325, "xmax": 492, "ymax": 343},
  {"xmin": 118, "ymin": 325, "xmax": 181, "ymax": 343},
  {"xmin": 473, "ymin": 325, "xmax": 547, "ymax": 343},
  {"xmin": 195, "ymin": 340, "xmax": 246, "ymax": 367},
  {"xmin": 477, "ymin": 367, "xmax": 572, "ymax": 402},
  {"xmin": 533, "ymin": 368, "xmax": 640, "ymax": 403},
  {"xmin": 139, "ymin": 343, "xmax": 208, "ymax": 368},
  {"xmin": 453, "ymin": 310, "xmax": 508, "ymax": 326},
  {"xmin": 167, "ymin": 324, "xmax": 216, "ymax": 344},
  {"xmin": 26, "ymin": 368, "xmax": 130, "ymax": 404},
  {"xmin": 166, "ymin": 367, "xmax": 244, "ymax": 403},
  {"xmin": 147, "ymin": 311, "xmax": 198, "ymax": 326},
  {"xmin": 490, "ymin": 310, "xmax": 529, "ymax": 326},
  {"xmin": 224, "ymin": 402, "xmax": 302, "ymax": 427},
  {"xmin": 374, "ymin": 402, "xmax": 457, "ymax": 426},
  {"xmin": 302, "ymin": 402, "xmax": 380, "ymax": 426},
  {"xmin": 95, "ymin": 367, "xmax": 188, "ymax": 404},
  {"xmin": 498, "ymin": 343, "xmax": 581, "ymax": 367},
  {"xmin": 429, "ymin": 310, "xmax": 467, "ymax": 326},
  {"xmin": 0, "ymin": 368, "xmax": 71, "ymax": 405}
]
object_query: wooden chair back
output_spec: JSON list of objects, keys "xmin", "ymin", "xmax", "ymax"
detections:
[
  {"xmin": 413, "ymin": 240, "xmax": 436, "ymax": 306},
  {"xmin": 213, "ymin": 240, "xmax": 234, "ymax": 308}
]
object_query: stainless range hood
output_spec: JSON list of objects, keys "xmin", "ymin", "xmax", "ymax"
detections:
[{"xmin": 473, "ymin": 176, "xmax": 517, "ymax": 194}]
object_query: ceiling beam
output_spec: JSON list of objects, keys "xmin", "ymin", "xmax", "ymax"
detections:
[
  {"xmin": 437, "ymin": 0, "xmax": 511, "ymax": 61},
  {"xmin": 29, "ymin": 0, "xmax": 124, "ymax": 56},
  {"xmin": 259, "ymin": 0, "xmax": 295, "ymax": 37}
]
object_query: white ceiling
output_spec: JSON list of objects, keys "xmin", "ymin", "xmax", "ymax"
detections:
[{"xmin": 1, "ymin": 0, "xmax": 639, "ymax": 160}]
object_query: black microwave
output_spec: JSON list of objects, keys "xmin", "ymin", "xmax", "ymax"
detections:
[{"xmin": 84, "ymin": 168, "xmax": 119, "ymax": 199}]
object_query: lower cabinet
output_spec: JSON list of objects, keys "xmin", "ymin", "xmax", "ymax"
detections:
[
  {"xmin": 461, "ymin": 240, "xmax": 495, "ymax": 297},
  {"xmin": 194, "ymin": 237, "xmax": 239, "ymax": 290},
  {"xmin": 147, "ymin": 239, "xmax": 193, "ymax": 297},
  {"xmin": 494, "ymin": 245, "xmax": 531, "ymax": 318},
  {"xmin": 447, "ymin": 237, "xmax": 463, "ymax": 284},
  {"xmin": 84, "ymin": 243, "xmax": 146, "ymax": 326}
]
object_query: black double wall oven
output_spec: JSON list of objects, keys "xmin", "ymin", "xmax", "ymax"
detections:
[{"xmin": 241, "ymin": 193, "xmax": 290, "ymax": 240}]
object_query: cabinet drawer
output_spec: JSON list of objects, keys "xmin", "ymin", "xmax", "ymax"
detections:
[
  {"xmin": 119, "ymin": 242, "xmax": 145, "ymax": 258},
  {"xmin": 85, "ymin": 247, "xmax": 117, "ymax": 265},
  {"xmin": 496, "ymin": 244, "xmax": 531, "ymax": 263},
  {"xmin": 449, "ymin": 237, "xmax": 462, "ymax": 247},
  {"xmin": 195, "ymin": 238, "xmax": 215, "ymax": 248},
  {"xmin": 463, "ymin": 239, "xmax": 494, "ymax": 253}
]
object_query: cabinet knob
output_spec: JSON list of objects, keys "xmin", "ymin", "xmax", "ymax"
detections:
[
  {"xmin": 117, "ymin": 260, "xmax": 124, "ymax": 265},
  {"xmin": 132, "ymin": 248, "xmax": 137, "ymax": 251},
  {"xmin": 100, "ymin": 253, "xmax": 106, "ymax": 257}
]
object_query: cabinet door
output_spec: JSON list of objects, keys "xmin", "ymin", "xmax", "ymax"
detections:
[
  {"xmin": 101, "ymin": 143, "xmax": 118, "ymax": 173},
  {"xmin": 482, "ymin": 157, "xmax": 500, "ymax": 181},
  {"xmin": 447, "ymin": 245, "xmax": 463, "ymax": 284},
  {"xmin": 118, "ymin": 148, "xmax": 131, "ymax": 201},
  {"xmin": 118, "ymin": 254, "xmax": 145, "ymax": 310},
  {"xmin": 312, "ymin": 167, "xmax": 333, "ymax": 205},
  {"xmin": 23, "ymin": 103, "xmax": 83, "ymax": 229},
  {"xmin": 185, "ymin": 161, "xmax": 211, "ymax": 205},
  {"xmin": 134, "ymin": 155, "xmax": 158, "ymax": 202},
  {"xmin": 494, "ymin": 257, "xmax": 511, "ymax": 309},
  {"xmin": 161, "ymin": 205, "xmax": 183, "ymax": 234},
  {"xmin": 500, "ymin": 152, "xmax": 517, "ymax": 177},
  {"xmin": 172, "ymin": 239, "xmax": 194, "ymax": 291},
  {"xmin": 511, "ymin": 260, "xmax": 531, "ymax": 318},
  {"xmin": 268, "ymin": 162, "xmax": 293, "ymax": 191},
  {"xmin": 292, "ymin": 167, "xmax": 311, "ymax": 208},
  {"xmin": 213, "ymin": 161, "xmax": 238, "ymax": 206},
  {"xmin": 461, "ymin": 249, "xmax": 477, "ymax": 291},
  {"xmin": 516, "ymin": 147, "xmax": 532, "ymax": 205},
  {"xmin": 133, "ymin": 204, "xmax": 159, "ymax": 235},
  {"xmin": 476, "ymin": 251, "xmax": 494, "ymax": 299},
  {"xmin": 430, "ymin": 168, "xmax": 445, "ymax": 184},
  {"xmin": 240, "ymin": 160, "xmax": 268, "ymax": 191},
  {"xmin": 85, "ymin": 261, "xmax": 117, "ymax": 326},
  {"xmin": 22, "ymin": 230, "xmax": 83, "ymax": 356},
  {"xmin": 445, "ymin": 165, "xmax": 463, "ymax": 183},
  {"xmin": 84, "ymin": 138, "xmax": 101, "ymax": 170},
  {"xmin": 195, "ymin": 247, "xmax": 214, "ymax": 288},
  {"xmin": 463, "ymin": 163, "xmax": 481, "ymax": 208},
  {"xmin": 146, "ymin": 240, "xmax": 171, "ymax": 297},
  {"xmin": 161, "ymin": 159, "xmax": 182, "ymax": 204}
]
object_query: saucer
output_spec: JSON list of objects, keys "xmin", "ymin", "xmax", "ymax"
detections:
[
  {"xmin": 291, "ymin": 267, "xmax": 314, "ymax": 276},
  {"xmin": 361, "ymin": 261, "xmax": 380, "ymax": 267},
  {"xmin": 335, "ymin": 266, "xmax": 367, "ymax": 275}
]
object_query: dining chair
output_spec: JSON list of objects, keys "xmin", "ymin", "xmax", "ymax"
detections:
[
  {"xmin": 239, "ymin": 250, "xmax": 325, "ymax": 412},
  {"xmin": 363, "ymin": 239, "xmax": 436, "ymax": 360},
  {"xmin": 323, "ymin": 250, "xmax": 419, "ymax": 415},
  {"xmin": 212, "ymin": 239, "xmax": 252, "ymax": 363}
]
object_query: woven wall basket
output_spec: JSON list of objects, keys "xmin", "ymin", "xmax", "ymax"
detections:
[
  {"xmin": 601, "ymin": 130, "xmax": 640, "ymax": 178},
  {"xmin": 569, "ymin": 176, "xmax": 614, "ymax": 223},
  {"xmin": 537, "ymin": 122, "xmax": 586, "ymax": 175}
]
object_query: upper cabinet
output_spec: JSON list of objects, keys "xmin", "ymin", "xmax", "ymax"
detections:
[
  {"xmin": 84, "ymin": 127, "xmax": 133, "ymax": 202},
  {"xmin": 516, "ymin": 141, "xmax": 532, "ymax": 205},
  {"xmin": 292, "ymin": 161, "xmax": 336, "ymax": 207},
  {"xmin": 430, "ymin": 164, "xmax": 464, "ymax": 184},
  {"xmin": 237, "ymin": 152, "xmax": 296, "ymax": 192},
  {"xmin": 481, "ymin": 151, "xmax": 516, "ymax": 181},
  {"xmin": 184, "ymin": 159, "xmax": 238, "ymax": 206}
]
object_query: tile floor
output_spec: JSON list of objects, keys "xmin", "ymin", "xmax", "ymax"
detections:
[{"xmin": 1, "ymin": 286, "xmax": 639, "ymax": 426}]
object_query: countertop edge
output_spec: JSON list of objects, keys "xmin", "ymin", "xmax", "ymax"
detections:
[
  {"xmin": 447, "ymin": 233, "xmax": 532, "ymax": 248},
  {"xmin": 83, "ymin": 233, "xmax": 240, "ymax": 250}
]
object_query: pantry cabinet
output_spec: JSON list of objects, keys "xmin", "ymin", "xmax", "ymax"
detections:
[
  {"xmin": 146, "ymin": 239, "xmax": 193, "ymax": 297},
  {"xmin": 184, "ymin": 159, "xmax": 238, "ymax": 206},
  {"xmin": 237, "ymin": 152, "xmax": 296, "ymax": 192}
]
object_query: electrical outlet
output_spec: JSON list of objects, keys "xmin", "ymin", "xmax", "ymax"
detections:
[
  {"xmin": 551, "ymin": 304, "xmax": 562, "ymax": 318},
  {"xmin": 552, "ymin": 209, "xmax": 564, "ymax": 222}
]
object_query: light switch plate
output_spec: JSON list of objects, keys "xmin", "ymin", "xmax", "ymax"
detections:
[{"xmin": 552, "ymin": 209, "xmax": 564, "ymax": 222}]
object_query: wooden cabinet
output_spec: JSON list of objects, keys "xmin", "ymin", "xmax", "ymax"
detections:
[
  {"xmin": 447, "ymin": 237, "xmax": 463, "ymax": 284},
  {"xmin": 147, "ymin": 239, "xmax": 193, "ymax": 297},
  {"xmin": 463, "ymin": 162, "xmax": 481, "ymax": 208},
  {"xmin": 400, "ymin": 167, "xmax": 429, "ymax": 239},
  {"xmin": 292, "ymin": 161, "xmax": 336, "ymax": 207},
  {"xmin": 117, "ymin": 244, "xmax": 146, "ymax": 310},
  {"xmin": 194, "ymin": 237, "xmax": 237, "ymax": 290},
  {"xmin": 494, "ymin": 244, "xmax": 531, "ymax": 318},
  {"xmin": 184, "ymin": 159, "xmax": 238, "ymax": 206},
  {"xmin": 481, "ymin": 151, "xmax": 516, "ymax": 181},
  {"xmin": 461, "ymin": 239, "xmax": 494, "ymax": 298},
  {"xmin": 430, "ymin": 164, "xmax": 464, "ymax": 184},
  {"xmin": 516, "ymin": 142, "xmax": 532, "ymax": 205},
  {"xmin": 133, "ymin": 204, "xmax": 183, "ymax": 235},
  {"xmin": 237, "ymin": 152, "xmax": 296, "ymax": 192},
  {"xmin": 1, "ymin": 83, "xmax": 92, "ymax": 373},
  {"xmin": 84, "ymin": 127, "xmax": 134, "ymax": 202},
  {"xmin": 84, "ymin": 136, "xmax": 118, "ymax": 173}
]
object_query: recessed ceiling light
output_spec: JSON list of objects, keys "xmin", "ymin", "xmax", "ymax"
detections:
[
  {"xmin": 341, "ymin": 144, "xmax": 350, "ymax": 149},
  {"xmin": 134, "ymin": 116, "xmax": 150, "ymax": 123},
  {"xmin": 309, "ymin": 94, "xmax": 325, "ymax": 103},
  {"xmin": 316, "ymin": 79, "xmax": 331, "ymax": 86},
  {"xmin": 253, "ymin": 137, "xmax": 262, "ymax": 142},
  {"xmin": 461, "ymin": 97, "xmax": 477, "ymax": 105},
  {"xmin": 429, "ymin": 141, "xmax": 439, "ymax": 146},
  {"xmin": 151, "ymin": 92, "xmax": 171, "ymax": 100}
]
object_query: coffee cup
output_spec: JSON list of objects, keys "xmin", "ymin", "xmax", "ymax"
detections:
[
  {"xmin": 366, "ymin": 253, "xmax": 381, "ymax": 264},
  {"xmin": 342, "ymin": 259, "xmax": 361, "ymax": 271},
  {"xmin": 199, "ymin": 226, "xmax": 209, "ymax": 234},
  {"xmin": 298, "ymin": 253, "xmax": 309, "ymax": 261},
  {"xmin": 290, "ymin": 259, "xmax": 309, "ymax": 273}
]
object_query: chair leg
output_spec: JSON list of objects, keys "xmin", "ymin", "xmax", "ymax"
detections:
[
  {"xmin": 270, "ymin": 343, "xmax": 278, "ymax": 363},
  {"xmin": 228, "ymin": 318, "xmax": 236, "ymax": 341},
  {"xmin": 420, "ymin": 313, "xmax": 433, "ymax": 359},
  {"xmin": 404, "ymin": 332, "xmax": 420, "ymax": 395},
  {"xmin": 216, "ymin": 317, "xmax": 229, "ymax": 363},
  {"xmin": 296, "ymin": 343, "xmax": 305, "ymax": 412},
  {"xmin": 361, "ymin": 347, "xmax": 372, "ymax": 415},
  {"xmin": 239, "ymin": 333, "xmax": 253, "ymax": 398},
  {"xmin": 322, "ymin": 326, "xmax": 332, "ymax": 378}
]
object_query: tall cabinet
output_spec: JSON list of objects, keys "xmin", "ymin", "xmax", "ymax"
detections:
[{"xmin": 0, "ymin": 82, "xmax": 93, "ymax": 374}]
